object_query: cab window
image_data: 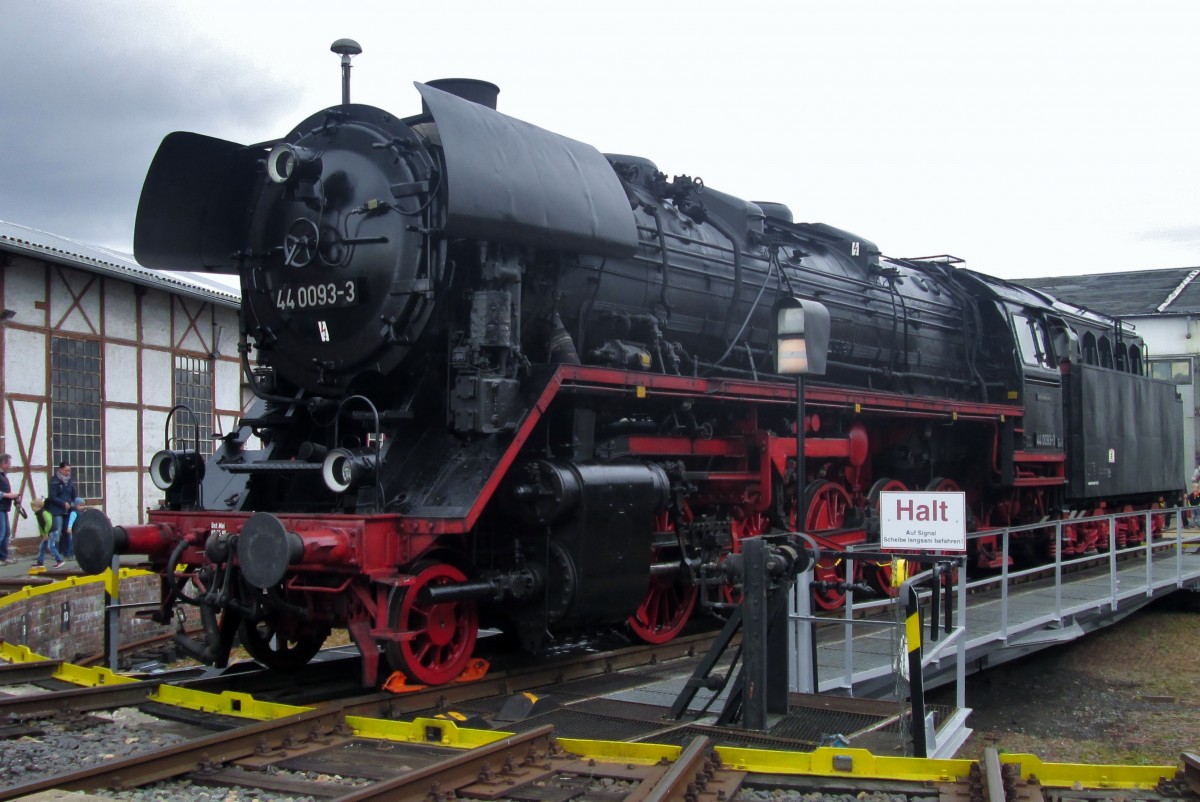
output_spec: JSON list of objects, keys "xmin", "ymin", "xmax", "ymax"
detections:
[{"xmin": 1012, "ymin": 312, "xmax": 1054, "ymax": 369}]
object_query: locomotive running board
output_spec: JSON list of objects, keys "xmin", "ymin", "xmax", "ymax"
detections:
[{"xmin": 405, "ymin": 363, "xmax": 1025, "ymax": 534}]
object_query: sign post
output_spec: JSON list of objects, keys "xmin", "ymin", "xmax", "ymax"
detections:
[
  {"xmin": 880, "ymin": 491, "xmax": 967, "ymax": 553},
  {"xmin": 880, "ymin": 490, "xmax": 965, "ymax": 757}
]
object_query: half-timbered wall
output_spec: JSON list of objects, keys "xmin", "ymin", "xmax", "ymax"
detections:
[{"xmin": 1, "ymin": 253, "xmax": 242, "ymax": 545}]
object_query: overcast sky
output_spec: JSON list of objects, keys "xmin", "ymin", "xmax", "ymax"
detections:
[{"xmin": 2, "ymin": 1, "xmax": 1198, "ymax": 282}]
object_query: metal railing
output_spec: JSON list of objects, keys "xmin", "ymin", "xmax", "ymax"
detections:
[
  {"xmin": 787, "ymin": 506, "xmax": 1200, "ymax": 758},
  {"xmin": 798, "ymin": 506, "xmax": 1200, "ymax": 699}
]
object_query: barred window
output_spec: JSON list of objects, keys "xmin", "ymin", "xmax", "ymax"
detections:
[
  {"xmin": 50, "ymin": 337, "xmax": 103, "ymax": 500},
  {"xmin": 1150, "ymin": 358, "xmax": 1192, "ymax": 385},
  {"xmin": 174, "ymin": 356, "xmax": 214, "ymax": 456}
]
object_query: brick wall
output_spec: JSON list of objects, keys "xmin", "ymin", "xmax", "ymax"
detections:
[{"xmin": 0, "ymin": 574, "xmax": 172, "ymax": 663}]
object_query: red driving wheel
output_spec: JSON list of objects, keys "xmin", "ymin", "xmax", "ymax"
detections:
[
  {"xmin": 720, "ymin": 510, "xmax": 772, "ymax": 604},
  {"xmin": 868, "ymin": 478, "xmax": 908, "ymax": 596},
  {"xmin": 386, "ymin": 562, "xmax": 479, "ymax": 686},
  {"xmin": 925, "ymin": 477, "xmax": 963, "ymax": 585},
  {"xmin": 804, "ymin": 480, "xmax": 854, "ymax": 611},
  {"xmin": 628, "ymin": 509, "xmax": 699, "ymax": 644}
]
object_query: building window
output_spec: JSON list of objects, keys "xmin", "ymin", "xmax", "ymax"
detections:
[
  {"xmin": 174, "ymin": 355, "xmax": 214, "ymax": 456},
  {"xmin": 50, "ymin": 337, "xmax": 103, "ymax": 500},
  {"xmin": 1149, "ymin": 358, "xmax": 1192, "ymax": 385}
]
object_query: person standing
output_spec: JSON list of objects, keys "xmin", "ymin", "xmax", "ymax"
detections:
[
  {"xmin": 0, "ymin": 453, "xmax": 20, "ymax": 565},
  {"xmin": 31, "ymin": 498, "xmax": 63, "ymax": 568},
  {"xmin": 1188, "ymin": 482, "xmax": 1200, "ymax": 529},
  {"xmin": 64, "ymin": 497, "xmax": 86, "ymax": 551},
  {"xmin": 47, "ymin": 461, "xmax": 76, "ymax": 561}
]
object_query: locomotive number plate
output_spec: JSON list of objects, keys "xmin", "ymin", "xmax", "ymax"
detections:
[{"xmin": 275, "ymin": 280, "xmax": 359, "ymax": 311}]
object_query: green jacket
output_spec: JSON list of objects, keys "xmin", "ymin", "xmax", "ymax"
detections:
[{"xmin": 34, "ymin": 508, "xmax": 54, "ymax": 538}]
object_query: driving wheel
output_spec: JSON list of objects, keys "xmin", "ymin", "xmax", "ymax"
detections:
[
  {"xmin": 804, "ymin": 480, "xmax": 854, "ymax": 611},
  {"xmin": 628, "ymin": 509, "xmax": 699, "ymax": 644},
  {"xmin": 385, "ymin": 562, "xmax": 479, "ymax": 686}
]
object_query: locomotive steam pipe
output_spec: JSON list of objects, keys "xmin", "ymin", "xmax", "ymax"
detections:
[{"xmin": 420, "ymin": 556, "xmax": 697, "ymax": 605}]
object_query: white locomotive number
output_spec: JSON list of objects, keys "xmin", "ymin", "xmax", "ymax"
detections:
[{"xmin": 275, "ymin": 280, "xmax": 358, "ymax": 310}]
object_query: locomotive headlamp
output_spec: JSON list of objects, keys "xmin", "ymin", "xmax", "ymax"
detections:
[
  {"xmin": 775, "ymin": 299, "xmax": 831, "ymax": 376},
  {"xmin": 266, "ymin": 144, "xmax": 323, "ymax": 184},
  {"xmin": 149, "ymin": 449, "xmax": 205, "ymax": 491},
  {"xmin": 322, "ymin": 447, "xmax": 378, "ymax": 493}
]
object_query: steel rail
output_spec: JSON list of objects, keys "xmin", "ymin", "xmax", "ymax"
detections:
[
  {"xmin": 1183, "ymin": 752, "xmax": 1200, "ymax": 796},
  {"xmin": 633, "ymin": 735, "xmax": 740, "ymax": 802},
  {"xmin": 326, "ymin": 725, "xmax": 557, "ymax": 802},
  {"xmin": 0, "ymin": 679, "xmax": 162, "ymax": 718},
  {"xmin": 0, "ymin": 706, "xmax": 346, "ymax": 800},
  {"xmin": 0, "ymin": 658, "xmax": 63, "ymax": 684},
  {"xmin": 337, "ymin": 630, "xmax": 721, "ymax": 720},
  {"xmin": 982, "ymin": 747, "xmax": 1008, "ymax": 802}
]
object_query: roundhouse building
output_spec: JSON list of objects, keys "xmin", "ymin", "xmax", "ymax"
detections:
[{"xmin": 1, "ymin": 220, "xmax": 243, "ymax": 555}]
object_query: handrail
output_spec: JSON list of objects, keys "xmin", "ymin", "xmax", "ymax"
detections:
[
  {"xmin": 797, "ymin": 504, "xmax": 1200, "ymax": 756},
  {"xmin": 898, "ymin": 560, "xmax": 962, "ymax": 758}
]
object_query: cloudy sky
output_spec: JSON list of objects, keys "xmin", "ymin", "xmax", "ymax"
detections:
[{"xmin": 2, "ymin": 1, "xmax": 1198, "ymax": 281}]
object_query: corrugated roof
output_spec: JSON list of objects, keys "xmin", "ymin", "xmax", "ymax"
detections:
[
  {"xmin": 0, "ymin": 219, "xmax": 240, "ymax": 308},
  {"xmin": 1021, "ymin": 267, "xmax": 1200, "ymax": 318}
]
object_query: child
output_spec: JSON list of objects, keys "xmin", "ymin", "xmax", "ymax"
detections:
[
  {"xmin": 61, "ymin": 497, "xmax": 86, "ymax": 560},
  {"xmin": 31, "ymin": 498, "xmax": 64, "ymax": 569}
]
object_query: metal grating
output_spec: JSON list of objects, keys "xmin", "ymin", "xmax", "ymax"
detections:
[
  {"xmin": 539, "ymin": 671, "xmax": 661, "ymax": 698},
  {"xmin": 500, "ymin": 708, "xmax": 667, "ymax": 741},
  {"xmin": 278, "ymin": 739, "xmax": 461, "ymax": 781},
  {"xmin": 567, "ymin": 698, "xmax": 676, "ymax": 724},
  {"xmin": 637, "ymin": 722, "xmax": 819, "ymax": 751},
  {"xmin": 769, "ymin": 708, "xmax": 888, "ymax": 743},
  {"xmin": 871, "ymin": 702, "xmax": 955, "ymax": 733},
  {"xmin": 422, "ymin": 696, "xmax": 510, "ymax": 716}
]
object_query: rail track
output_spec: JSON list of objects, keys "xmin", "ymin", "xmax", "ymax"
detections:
[
  {"xmin": 3, "ymin": 621, "xmax": 1199, "ymax": 800},
  {"xmin": 4, "ymin": 554, "xmax": 1200, "ymax": 800},
  {"xmin": 2, "ymin": 701, "xmax": 1196, "ymax": 802}
]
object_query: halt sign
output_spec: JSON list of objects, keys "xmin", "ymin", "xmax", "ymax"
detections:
[{"xmin": 880, "ymin": 491, "xmax": 966, "ymax": 552}]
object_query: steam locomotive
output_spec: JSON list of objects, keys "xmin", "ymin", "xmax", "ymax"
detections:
[{"xmin": 75, "ymin": 78, "xmax": 1182, "ymax": 687}]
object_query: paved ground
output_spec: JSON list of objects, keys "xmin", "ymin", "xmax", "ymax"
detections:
[
  {"xmin": 1, "ymin": 535, "xmax": 75, "ymax": 578},
  {"xmin": 0, "ymin": 535, "xmax": 142, "ymax": 581}
]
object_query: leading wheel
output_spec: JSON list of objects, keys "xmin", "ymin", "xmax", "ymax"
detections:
[
  {"xmin": 628, "ymin": 509, "xmax": 698, "ymax": 644},
  {"xmin": 238, "ymin": 614, "xmax": 331, "ymax": 671},
  {"xmin": 385, "ymin": 562, "xmax": 479, "ymax": 686},
  {"xmin": 804, "ymin": 480, "xmax": 854, "ymax": 611}
]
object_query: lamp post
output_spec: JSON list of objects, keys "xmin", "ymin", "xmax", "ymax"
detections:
[
  {"xmin": 775, "ymin": 298, "xmax": 830, "ymax": 695},
  {"xmin": 775, "ymin": 299, "xmax": 831, "ymax": 529}
]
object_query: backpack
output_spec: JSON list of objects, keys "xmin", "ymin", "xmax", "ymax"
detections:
[{"xmin": 34, "ymin": 509, "xmax": 54, "ymax": 538}]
